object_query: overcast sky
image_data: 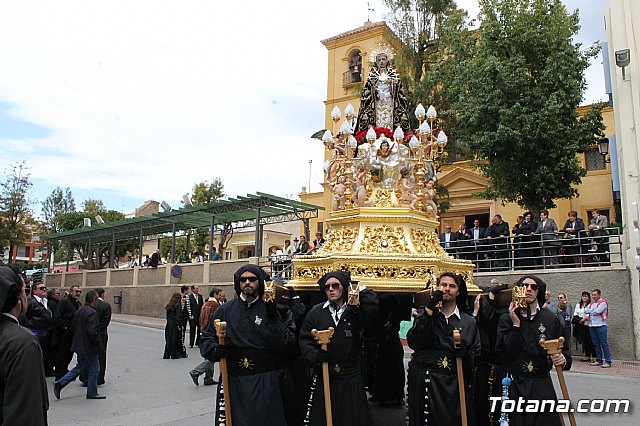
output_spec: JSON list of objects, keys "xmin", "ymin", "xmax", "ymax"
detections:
[{"xmin": 0, "ymin": 0, "xmax": 610, "ymax": 217}]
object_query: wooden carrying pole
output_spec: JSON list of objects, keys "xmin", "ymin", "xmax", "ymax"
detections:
[
  {"xmin": 214, "ymin": 319, "xmax": 232, "ymax": 426},
  {"xmin": 312, "ymin": 327, "xmax": 335, "ymax": 426},
  {"xmin": 539, "ymin": 337, "xmax": 577, "ymax": 426},
  {"xmin": 453, "ymin": 329, "xmax": 468, "ymax": 426}
]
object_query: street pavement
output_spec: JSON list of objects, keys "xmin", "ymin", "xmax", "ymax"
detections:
[{"xmin": 46, "ymin": 319, "xmax": 640, "ymax": 425}]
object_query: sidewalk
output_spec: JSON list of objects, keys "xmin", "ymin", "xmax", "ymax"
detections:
[{"xmin": 114, "ymin": 314, "xmax": 640, "ymax": 378}]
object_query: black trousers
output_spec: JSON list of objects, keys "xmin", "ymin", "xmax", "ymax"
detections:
[
  {"xmin": 189, "ymin": 317, "xmax": 200, "ymax": 347},
  {"xmin": 54, "ymin": 330, "xmax": 74, "ymax": 380}
]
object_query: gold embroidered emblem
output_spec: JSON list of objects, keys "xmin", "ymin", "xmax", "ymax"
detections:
[
  {"xmin": 438, "ymin": 356, "xmax": 451, "ymax": 370},
  {"xmin": 523, "ymin": 361, "xmax": 536, "ymax": 374},
  {"xmin": 239, "ymin": 357, "xmax": 254, "ymax": 370}
]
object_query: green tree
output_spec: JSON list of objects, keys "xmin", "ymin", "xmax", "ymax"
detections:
[
  {"xmin": 82, "ymin": 198, "xmax": 107, "ymax": 216},
  {"xmin": 440, "ymin": 0, "xmax": 604, "ymax": 216},
  {"xmin": 0, "ymin": 162, "xmax": 33, "ymax": 264},
  {"xmin": 42, "ymin": 187, "xmax": 76, "ymax": 233},
  {"xmin": 188, "ymin": 178, "xmax": 229, "ymax": 258}
]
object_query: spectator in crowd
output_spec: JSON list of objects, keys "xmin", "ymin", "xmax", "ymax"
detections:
[
  {"xmin": 294, "ymin": 235, "xmax": 310, "ymax": 255},
  {"xmin": 178, "ymin": 251, "xmax": 191, "ymax": 263},
  {"xmin": 562, "ymin": 211, "xmax": 586, "ymax": 265},
  {"xmin": 573, "ymin": 291, "xmax": 596, "ymax": 362},
  {"xmin": 54, "ymin": 290, "xmax": 106, "ymax": 400},
  {"xmin": 54, "ymin": 285, "xmax": 82, "ymax": 380},
  {"xmin": 47, "ymin": 287, "xmax": 61, "ymax": 316},
  {"xmin": 270, "ymin": 246, "xmax": 284, "ymax": 276},
  {"xmin": 439, "ymin": 225, "xmax": 458, "ymax": 256},
  {"xmin": 81, "ymin": 288, "xmax": 111, "ymax": 385},
  {"xmin": 282, "ymin": 239, "xmax": 295, "ymax": 278},
  {"xmin": 455, "ymin": 222, "xmax": 471, "ymax": 260},
  {"xmin": 536, "ymin": 210, "xmax": 560, "ymax": 267},
  {"xmin": 470, "ymin": 218, "xmax": 487, "ymax": 271},
  {"xmin": 512, "ymin": 215, "xmax": 524, "ymax": 268},
  {"xmin": 518, "ymin": 211, "xmax": 538, "ymax": 268},
  {"xmin": 588, "ymin": 210, "xmax": 610, "ymax": 265},
  {"xmin": 485, "ymin": 214, "xmax": 510, "ymax": 271},
  {"xmin": 163, "ymin": 292, "xmax": 185, "ymax": 359},
  {"xmin": 189, "ymin": 288, "xmax": 224, "ymax": 386},
  {"xmin": 180, "ymin": 285, "xmax": 191, "ymax": 356},
  {"xmin": 210, "ymin": 246, "xmax": 222, "ymax": 261},
  {"xmin": 543, "ymin": 290, "xmax": 559, "ymax": 313},
  {"xmin": 23, "ymin": 281, "xmax": 56, "ymax": 376},
  {"xmin": 557, "ymin": 293, "xmax": 572, "ymax": 339},
  {"xmin": 148, "ymin": 249, "xmax": 160, "ymax": 268},
  {"xmin": 188, "ymin": 285, "xmax": 204, "ymax": 348},
  {"xmin": 313, "ymin": 232, "xmax": 326, "ymax": 249},
  {"xmin": 584, "ymin": 288, "xmax": 611, "ymax": 368},
  {"xmin": 0, "ymin": 266, "xmax": 49, "ymax": 424}
]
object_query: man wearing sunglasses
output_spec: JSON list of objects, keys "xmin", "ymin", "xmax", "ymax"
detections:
[
  {"xmin": 299, "ymin": 271, "xmax": 379, "ymax": 426},
  {"xmin": 406, "ymin": 272, "xmax": 480, "ymax": 426},
  {"xmin": 53, "ymin": 285, "xmax": 82, "ymax": 380},
  {"xmin": 23, "ymin": 281, "xmax": 56, "ymax": 376},
  {"xmin": 199, "ymin": 264, "xmax": 294, "ymax": 426},
  {"xmin": 496, "ymin": 275, "xmax": 571, "ymax": 426}
]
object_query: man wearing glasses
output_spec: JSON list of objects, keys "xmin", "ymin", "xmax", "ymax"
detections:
[
  {"xmin": 299, "ymin": 271, "xmax": 378, "ymax": 426},
  {"xmin": 23, "ymin": 281, "xmax": 56, "ymax": 376},
  {"xmin": 53, "ymin": 285, "xmax": 82, "ymax": 380},
  {"xmin": 199, "ymin": 264, "xmax": 294, "ymax": 426},
  {"xmin": 496, "ymin": 275, "xmax": 571, "ymax": 426}
]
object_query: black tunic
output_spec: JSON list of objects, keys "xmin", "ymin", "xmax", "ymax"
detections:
[
  {"xmin": 200, "ymin": 297, "xmax": 291, "ymax": 426},
  {"xmin": 0, "ymin": 314, "xmax": 49, "ymax": 425},
  {"xmin": 406, "ymin": 308, "xmax": 481, "ymax": 426},
  {"xmin": 495, "ymin": 308, "xmax": 572, "ymax": 426},
  {"xmin": 163, "ymin": 304, "xmax": 183, "ymax": 359},
  {"xmin": 299, "ymin": 289, "xmax": 378, "ymax": 426}
]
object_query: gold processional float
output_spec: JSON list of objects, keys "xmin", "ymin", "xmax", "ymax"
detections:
[{"xmin": 286, "ymin": 100, "xmax": 480, "ymax": 299}]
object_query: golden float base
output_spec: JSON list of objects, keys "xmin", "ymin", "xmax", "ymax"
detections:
[{"xmin": 289, "ymin": 207, "xmax": 478, "ymax": 294}]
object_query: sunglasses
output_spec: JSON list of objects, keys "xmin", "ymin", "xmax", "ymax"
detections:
[
  {"xmin": 525, "ymin": 283, "xmax": 539, "ymax": 291},
  {"xmin": 239, "ymin": 276, "xmax": 258, "ymax": 283},
  {"xmin": 74, "ymin": 290, "xmax": 82, "ymax": 294},
  {"xmin": 36, "ymin": 286, "xmax": 47, "ymax": 291},
  {"xmin": 324, "ymin": 283, "xmax": 341, "ymax": 291}
]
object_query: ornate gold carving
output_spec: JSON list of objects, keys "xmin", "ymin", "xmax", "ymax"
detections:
[
  {"xmin": 411, "ymin": 228, "xmax": 447, "ymax": 255},
  {"xmin": 294, "ymin": 265, "xmax": 333, "ymax": 280},
  {"xmin": 360, "ymin": 225, "xmax": 410, "ymax": 253},
  {"xmin": 372, "ymin": 188, "xmax": 393, "ymax": 207},
  {"xmin": 337, "ymin": 263, "xmax": 437, "ymax": 285},
  {"xmin": 318, "ymin": 226, "xmax": 359, "ymax": 253}
]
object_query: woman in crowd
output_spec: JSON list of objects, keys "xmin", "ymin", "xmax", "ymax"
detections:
[
  {"xmin": 573, "ymin": 291, "xmax": 596, "ymax": 362},
  {"xmin": 163, "ymin": 292, "xmax": 185, "ymax": 359}
]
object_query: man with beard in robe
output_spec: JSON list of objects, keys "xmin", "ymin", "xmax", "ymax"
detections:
[
  {"xmin": 0, "ymin": 266, "xmax": 49, "ymax": 425},
  {"xmin": 495, "ymin": 275, "xmax": 571, "ymax": 426},
  {"xmin": 199, "ymin": 265, "xmax": 292, "ymax": 426},
  {"xmin": 406, "ymin": 272, "xmax": 481, "ymax": 426},
  {"xmin": 299, "ymin": 271, "xmax": 379, "ymax": 426}
]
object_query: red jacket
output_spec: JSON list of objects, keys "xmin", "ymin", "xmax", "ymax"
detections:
[{"xmin": 199, "ymin": 299, "xmax": 220, "ymax": 330}]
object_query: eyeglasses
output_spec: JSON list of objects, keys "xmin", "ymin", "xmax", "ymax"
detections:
[
  {"xmin": 239, "ymin": 276, "xmax": 258, "ymax": 283},
  {"xmin": 74, "ymin": 290, "xmax": 82, "ymax": 294},
  {"xmin": 525, "ymin": 284, "xmax": 539, "ymax": 291},
  {"xmin": 36, "ymin": 286, "xmax": 47, "ymax": 291},
  {"xmin": 324, "ymin": 283, "xmax": 341, "ymax": 291}
]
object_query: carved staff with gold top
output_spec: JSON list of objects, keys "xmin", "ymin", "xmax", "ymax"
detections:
[
  {"xmin": 539, "ymin": 337, "xmax": 576, "ymax": 426},
  {"xmin": 312, "ymin": 327, "xmax": 335, "ymax": 426},
  {"xmin": 453, "ymin": 329, "xmax": 468, "ymax": 426},
  {"xmin": 214, "ymin": 319, "xmax": 232, "ymax": 426}
]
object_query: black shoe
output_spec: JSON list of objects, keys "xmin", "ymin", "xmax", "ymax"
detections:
[
  {"xmin": 189, "ymin": 345, "xmax": 194, "ymax": 348},
  {"xmin": 189, "ymin": 371, "xmax": 199, "ymax": 386},
  {"xmin": 203, "ymin": 380, "xmax": 218, "ymax": 386},
  {"xmin": 86, "ymin": 394, "xmax": 106, "ymax": 399},
  {"xmin": 54, "ymin": 382, "xmax": 62, "ymax": 400},
  {"xmin": 98, "ymin": 381, "xmax": 105, "ymax": 386}
]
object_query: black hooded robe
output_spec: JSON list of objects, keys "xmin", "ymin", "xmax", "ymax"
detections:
[
  {"xmin": 406, "ymin": 307, "xmax": 481, "ymax": 426},
  {"xmin": 299, "ymin": 275, "xmax": 378, "ymax": 426},
  {"xmin": 199, "ymin": 265, "xmax": 292, "ymax": 426},
  {"xmin": 495, "ymin": 276, "xmax": 572, "ymax": 426}
]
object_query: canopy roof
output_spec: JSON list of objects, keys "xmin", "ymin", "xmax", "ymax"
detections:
[{"xmin": 44, "ymin": 192, "xmax": 323, "ymax": 245}]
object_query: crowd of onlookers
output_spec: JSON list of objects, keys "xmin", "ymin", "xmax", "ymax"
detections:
[{"xmin": 440, "ymin": 209, "xmax": 613, "ymax": 271}]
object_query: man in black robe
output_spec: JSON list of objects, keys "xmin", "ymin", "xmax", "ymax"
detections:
[
  {"xmin": 199, "ymin": 265, "xmax": 293, "ymax": 426},
  {"xmin": 299, "ymin": 271, "xmax": 379, "ymax": 426},
  {"xmin": 0, "ymin": 266, "xmax": 49, "ymax": 425},
  {"xmin": 53, "ymin": 284, "xmax": 82, "ymax": 380},
  {"xmin": 495, "ymin": 275, "xmax": 571, "ymax": 426},
  {"xmin": 407, "ymin": 272, "xmax": 481, "ymax": 426}
]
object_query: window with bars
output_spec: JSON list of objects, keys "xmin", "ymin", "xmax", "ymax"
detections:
[{"xmin": 585, "ymin": 148, "xmax": 606, "ymax": 171}]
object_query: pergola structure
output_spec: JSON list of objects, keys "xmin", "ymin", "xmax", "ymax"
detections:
[{"xmin": 44, "ymin": 192, "xmax": 323, "ymax": 270}]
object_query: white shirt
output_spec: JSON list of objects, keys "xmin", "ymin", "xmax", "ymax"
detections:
[
  {"xmin": 323, "ymin": 301, "xmax": 348, "ymax": 326},
  {"xmin": 440, "ymin": 305, "xmax": 460, "ymax": 325},
  {"xmin": 239, "ymin": 293, "xmax": 259, "ymax": 307},
  {"xmin": 34, "ymin": 295, "xmax": 48, "ymax": 311},
  {"xmin": 473, "ymin": 228, "xmax": 480, "ymax": 240},
  {"xmin": 0, "ymin": 312, "xmax": 18, "ymax": 323}
]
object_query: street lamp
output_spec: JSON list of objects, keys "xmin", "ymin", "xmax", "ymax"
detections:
[{"xmin": 597, "ymin": 137, "xmax": 611, "ymax": 163}]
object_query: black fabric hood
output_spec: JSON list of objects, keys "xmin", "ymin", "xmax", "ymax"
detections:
[{"xmin": 233, "ymin": 264, "xmax": 269, "ymax": 297}]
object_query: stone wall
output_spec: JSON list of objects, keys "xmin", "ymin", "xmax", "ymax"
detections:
[{"xmin": 476, "ymin": 266, "xmax": 635, "ymax": 360}]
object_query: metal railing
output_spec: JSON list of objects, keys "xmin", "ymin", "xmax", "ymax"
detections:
[{"xmin": 442, "ymin": 227, "xmax": 623, "ymax": 272}]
